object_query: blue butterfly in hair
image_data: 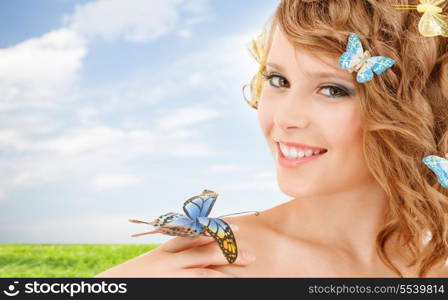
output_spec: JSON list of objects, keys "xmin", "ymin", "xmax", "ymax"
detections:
[
  {"xmin": 422, "ymin": 154, "xmax": 448, "ymax": 188},
  {"xmin": 338, "ymin": 33, "xmax": 395, "ymax": 83},
  {"xmin": 129, "ymin": 189, "xmax": 258, "ymax": 263}
]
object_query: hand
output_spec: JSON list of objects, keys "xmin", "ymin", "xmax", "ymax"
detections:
[{"xmin": 95, "ymin": 224, "xmax": 255, "ymax": 277}]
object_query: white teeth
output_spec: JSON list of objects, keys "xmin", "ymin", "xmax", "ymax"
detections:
[
  {"xmin": 280, "ymin": 143, "xmax": 289, "ymax": 156},
  {"xmin": 305, "ymin": 150, "xmax": 313, "ymax": 157},
  {"xmin": 289, "ymin": 147, "xmax": 298, "ymax": 159},
  {"xmin": 278, "ymin": 142, "xmax": 325, "ymax": 160}
]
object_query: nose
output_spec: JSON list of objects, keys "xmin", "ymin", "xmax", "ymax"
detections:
[{"xmin": 273, "ymin": 92, "xmax": 310, "ymax": 131}]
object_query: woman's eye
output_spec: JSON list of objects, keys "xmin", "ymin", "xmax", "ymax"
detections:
[
  {"xmin": 319, "ymin": 86, "xmax": 349, "ymax": 98},
  {"xmin": 260, "ymin": 71, "xmax": 351, "ymax": 99},
  {"xmin": 261, "ymin": 72, "xmax": 289, "ymax": 89}
]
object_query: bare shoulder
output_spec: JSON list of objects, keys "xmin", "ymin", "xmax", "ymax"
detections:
[
  {"xmin": 218, "ymin": 200, "xmax": 291, "ymax": 234},
  {"xmin": 209, "ymin": 210, "xmax": 279, "ymax": 276},
  {"xmin": 220, "ymin": 210, "xmax": 266, "ymax": 230},
  {"xmin": 427, "ymin": 261, "xmax": 448, "ymax": 277},
  {"xmin": 219, "ymin": 207, "xmax": 278, "ymax": 243},
  {"xmin": 219, "ymin": 210, "xmax": 271, "ymax": 250},
  {"xmin": 209, "ymin": 209, "xmax": 327, "ymax": 277},
  {"xmin": 438, "ymin": 263, "xmax": 448, "ymax": 277}
]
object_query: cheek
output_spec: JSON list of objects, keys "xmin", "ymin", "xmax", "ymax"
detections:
[
  {"xmin": 319, "ymin": 104, "xmax": 363, "ymax": 151},
  {"xmin": 318, "ymin": 103, "xmax": 368, "ymax": 180},
  {"xmin": 257, "ymin": 90, "xmax": 274, "ymax": 139}
]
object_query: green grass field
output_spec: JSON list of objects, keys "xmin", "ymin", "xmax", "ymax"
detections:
[{"xmin": 0, "ymin": 244, "xmax": 160, "ymax": 278}]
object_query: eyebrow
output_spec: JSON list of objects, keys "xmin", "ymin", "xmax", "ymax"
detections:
[
  {"xmin": 265, "ymin": 62, "xmax": 354, "ymax": 83},
  {"xmin": 265, "ymin": 62, "xmax": 287, "ymax": 73}
]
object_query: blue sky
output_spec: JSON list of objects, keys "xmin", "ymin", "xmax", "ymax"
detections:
[{"xmin": 0, "ymin": 0, "xmax": 289, "ymax": 244}]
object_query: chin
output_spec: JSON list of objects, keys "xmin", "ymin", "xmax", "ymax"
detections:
[{"xmin": 276, "ymin": 175, "xmax": 320, "ymax": 199}]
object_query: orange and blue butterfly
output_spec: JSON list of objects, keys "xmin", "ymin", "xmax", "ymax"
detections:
[{"xmin": 129, "ymin": 189, "xmax": 248, "ymax": 264}]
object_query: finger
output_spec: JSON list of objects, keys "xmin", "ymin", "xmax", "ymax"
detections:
[
  {"xmin": 159, "ymin": 235, "xmax": 214, "ymax": 253},
  {"xmin": 157, "ymin": 268, "xmax": 235, "ymax": 278},
  {"xmin": 177, "ymin": 242, "xmax": 255, "ymax": 269},
  {"xmin": 160, "ymin": 224, "xmax": 239, "ymax": 253},
  {"xmin": 180, "ymin": 268, "xmax": 236, "ymax": 278}
]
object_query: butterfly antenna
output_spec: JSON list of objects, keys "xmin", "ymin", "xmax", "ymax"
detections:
[
  {"xmin": 128, "ymin": 219, "xmax": 155, "ymax": 225},
  {"xmin": 391, "ymin": 4, "xmax": 417, "ymax": 10},
  {"xmin": 217, "ymin": 211, "xmax": 260, "ymax": 218},
  {"xmin": 131, "ymin": 229, "xmax": 162, "ymax": 237}
]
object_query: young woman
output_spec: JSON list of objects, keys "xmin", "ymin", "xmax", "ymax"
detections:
[{"xmin": 96, "ymin": 0, "xmax": 448, "ymax": 277}]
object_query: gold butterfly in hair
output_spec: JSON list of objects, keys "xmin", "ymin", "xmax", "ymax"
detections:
[
  {"xmin": 242, "ymin": 31, "xmax": 268, "ymax": 109},
  {"xmin": 392, "ymin": 0, "xmax": 448, "ymax": 37}
]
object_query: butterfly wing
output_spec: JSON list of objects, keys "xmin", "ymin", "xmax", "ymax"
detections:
[
  {"xmin": 183, "ymin": 189, "xmax": 218, "ymax": 220},
  {"xmin": 432, "ymin": 13, "xmax": 448, "ymax": 36},
  {"xmin": 159, "ymin": 214, "xmax": 203, "ymax": 237},
  {"xmin": 356, "ymin": 56, "xmax": 395, "ymax": 83},
  {"xmin": 422, "ymin": 155, "xmax": 448, "ymax": 188},
  {"xmin": 418, "ymin": 11, "xmax": 448, "ymax": 36},
  {"xmin": 247, "ymin": 33, "xmax": 266, "ymax": 64},
  {"xmin": 424, "ymin": 0, "xmax": 446, "ymax": 6},
  {"xmin": 345, "ymin": 33, "xmax": 364, "ymax": 57},
  {"xmin": 356, "ymin": 65, "xmax": 374, "ymax": 83},
  {"xmin": 197, "ymin": 217, "xmax": 238, "ymax": 264},
  {"xmin": 338, "ymin": 33, "xmax": 364, "ymax": 70},
  {"xmin": 131, "ymin": 213, "xmax": 203, "ymax": 237},
  {"xmin": 369, "ymin": 56, "xmax": 396, "ymax": 75}
]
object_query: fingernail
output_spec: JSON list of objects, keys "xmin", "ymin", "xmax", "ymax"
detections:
[
  {"xmin": 242, "ymin": 251, "xmax": 256, "ymax": 262},
  {"xmin": 230, "ymin": 224, "xmax": 239, "ymax": 231}
]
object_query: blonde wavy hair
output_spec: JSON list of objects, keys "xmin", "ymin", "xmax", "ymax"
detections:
[{"xmin": 244, "ymin": 0, "xmax": 448, "ymax": 277}]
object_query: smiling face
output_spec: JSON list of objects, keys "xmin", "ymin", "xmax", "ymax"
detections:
[{"xmin": 258, "ymin": 26, "xmax": 376, "ymax": 199}]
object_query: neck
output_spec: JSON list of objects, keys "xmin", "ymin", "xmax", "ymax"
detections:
[{"xmin": 276, "ymin": 179, "xmax": 396, "ymax": 265}]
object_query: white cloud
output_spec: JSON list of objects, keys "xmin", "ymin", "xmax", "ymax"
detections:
[
  {"xmin": 91, "ymin": 173, "xmax": 145, "ymax": 191},
  {"xmin": 0, "ymin": 0, "xmax": 215, "ymax": 112},
  {"xmin": 0, "ymin": 27, "xmax": 261, "ymax": 203},
  {"xmin": 0, "ymin": 105, "xmax": 219, "ymax": 197},
  {"xmin": 0, "ymin": 104, "xmax": 220, "ymax": 156},
  {"xmin": 220, "ymin": 170, "xmax": 278, "ymax": 190},
  {"xmin": 77, "ymin": 105, "xmax": 98, "ymax": 122},
  {"xmin": 0, "ymin": 28, "xmax": 259, "ymax": 199},
  {"xmin": 35, "ymin": 127, "xmax": 132, "ymax": 155},
  {"xmin": 0, "ymin": 28, "xmax": 86, "ymax": 111},
  {"xmin": 0, "ymin": 0, "xmax": 280, "ymax": 244},
  {"xmin": 155, "ymin": 106, "xmax": 220, "ymax": 130},
  {"xmin": 181, "ymin": 0, "xmax": 211, "ymax": 15},
  {"xmin": 71, "ymin": 29, "xmax": 261, "ymax": 112},
  {"xmin": 178, "ymin": 29, "xmax": 192, "ymax": 39},
  {"xmin": 202, "ymin": 163, "xmax": 255, "ymax": 174},
  {"xmin": 160, "ymin": 30, "xmax": 262, "ymax": 106},
  {"xmin": 0, "ymin": 113, "xmax": 61, "ymax": 135},
  {"xmin": 66, "ymin": 0, "xmax": 211, "ymax": 42},
  {"xmin": 0, "ymin": 129, "xmax": 28, "ymax": 151}
]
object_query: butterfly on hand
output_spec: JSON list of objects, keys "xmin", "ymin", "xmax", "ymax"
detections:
[
  {"xmin": 129, "ymin": 189, "xmax": 239, "ymax": 264},
  {"xmin": 338, "ymin": 33, "xmax": 396, "ymax": 83},
  {"xmin": 423, "ymin": 154, "xmax": 448, "ymax": 188},
  {"xmin": 392, "ymin": 0, "xmax": 448, "ymax": 37}
]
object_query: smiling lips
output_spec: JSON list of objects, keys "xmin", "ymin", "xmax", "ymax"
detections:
[{"xmin": 273, "ymin": 137, "xmax": 327, "ymax": 168}]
